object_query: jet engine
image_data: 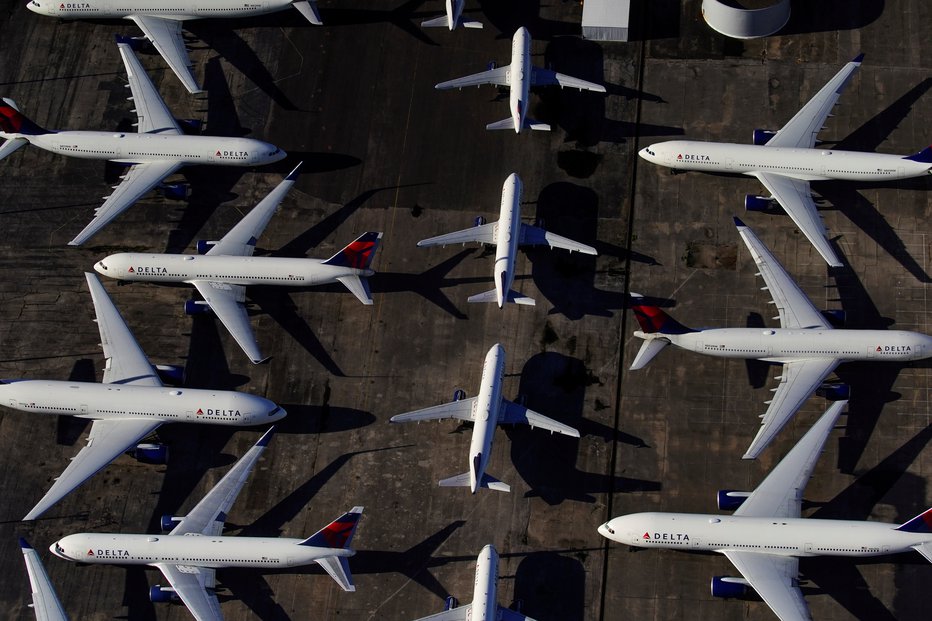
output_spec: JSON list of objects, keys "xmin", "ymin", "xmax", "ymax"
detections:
[
  {"xmin": 474, "ymin": 216, "xmax": 487, "ymax": 227},
  {"xmin": 820, "ymin": 309, "xmax": 846, "ymax": 328},
  {"xmin": 816, "ymin": 382, "xmax": 850, "ymax": 401},
  {"xmin": 133, "ymin": 443, "xmax": 168, "ymax": 464},
  {"xmin": 744, "ymin": 195, "xmax": 776, "ymax": 212},
  {"xmin": 115, "ymin": 34, "xmax": 148, "ymax": 53},
  {"xmin": 444, "ymin": 596, "xmax": 459, "ymax": 611},
  {"xmin": 161, "ymin": 515, "xmax": 183, "ymax": 532},
  {"xmin": 184, "ymin": 300, "xmax": 212, "ymax": 315},
  {"xmin": 752, "ymin": 129, "xmax": 776, "ymax": 145},
  {"xmin": 453, "ymin": 389, "xmax": 467, "ymax": 401},
  {"xmin": 717, "ymin": 490, "xmax": 751, "ymax": 510},
  {"xmin": 154, "ymin": 364, "xmax": 185, "ymax": 386},
  {"xmin": 158, "ymin": 183, "xmax": 189, "ymax": 201},
  {"xmin": 177, "ymin": 118, "xmax": 203, "ymax": 135},
  {"xmin": 196, "ymin": 240, "xmax": 217, "ymax": 255},
  {"xmin": 711, "ymin": 576, "xmax": 750, "ymax": 598},
  {"xmin": 149, "ymin": 585, "xmax": 180, "ymax": 603}
]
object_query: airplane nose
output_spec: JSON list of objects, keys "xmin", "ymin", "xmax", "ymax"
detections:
[{"xmin": 638, "ymin": 148, "xmax": 650, "ymax": 160}]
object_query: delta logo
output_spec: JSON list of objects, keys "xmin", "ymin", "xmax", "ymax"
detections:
[
  {"xmin": 60, "ymin": 3, "xmax": 91, "ymax": 8},
  {"xmin": 216, "ymin": 150, "xmax": 248, "ymax": 157},
  {"xmin": 131, "ymin": 266, "xmax": 167, "ymax": 274},
  {"xmin": 86, "ymin": 549, "xmax": 94, "ymax": 556},
  {"xmin": 195, "ymin": 408, "xmax": 243, "ymax": 417},
  {"xmin": 876, "ymin": 345, "xmax": 912, "ymax": 353},
  {"xmin": 677, "ymin": 153, "xmax": 710, "ymax": 161},
  {"xmin": 643, "ymin": 531, "xmax": 690, "ymax": 541}
]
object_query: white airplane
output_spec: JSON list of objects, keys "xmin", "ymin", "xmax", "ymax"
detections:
[
  {"xmin": 422, "ymin": 0, "xmax": 482, "ymax": 30},
  {"xmin": 629, "ymin": 217, "xmax": 932, "ymax": 459},
  {"xmin": 390, "ymin": 343, "xmax": 579, "ymax": 493},
  {"xmin": 409, "ymin": 544, "xmax": 534, "ymax": 621},
  {"xmin": 599, "ymin": 400, "xmax": 932, "ymax": 621},
  {"xmin": 2, "ymin": 273, "xmax": 286, "ymax": 521},
  {"xmin": 19, "ymin": 539, "xmax": 68, "ymax": 621},
  {"xmin": 93, "ymin": 163, "xmax": 382, "ymax": 364},
  {"xmin": 0, "ymin": 42, "xmax": 286, "ymax": 246},
  {"xmin": 50, "ymin": 427, "xmax": 365, "ymax": 620},
  {"xmin": 26, "ymin": 0, "xmax": 322, "ymax": 94},
  {"xmin": 434, "ymin": 27, "xmax": 606, "ymax": 133},
  {"xmin": 638, "ymin": 54, "xmax": 932, "ymax": 267},
  {"xmin": 417, "ymin": 172, "xmax": 596, "ymax": 308}
]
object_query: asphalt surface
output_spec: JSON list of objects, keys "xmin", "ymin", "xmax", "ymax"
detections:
[{"xmin": 0, "ymin": 1, "xmax": 929, "ymax": 620}]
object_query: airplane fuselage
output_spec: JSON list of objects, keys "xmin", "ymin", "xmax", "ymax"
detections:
[
  {"xmin": 641, "ymin": 140, "xmax": 932, "ymax": 182},
  {"xmin": 0, "ymin": 379, "xmax": 284, "ymax": 425},
  {"xmin": 468, "ymin": 344, "xmax": 506, "ymax": 493},
  {"xmin": 9, "ymin": 130, "xmax": 283, "ymax": 166},
  {"xmin": 28, "ymin": 0, "xmax": 295, "ymax": 20},
  {"xmin": 600, "ymin": 512, "xmax": 932, "ymax": 558},
  {"xmin": 470, "ymin": 544, "xmax": 499, "ymax": 621},
  {"xmin": 95, "ymin": 253, "xmax": 374, "ymax": 287},
  {"xmin": 493, "ymin": 173, "xmax": 523, "ymax": 307},
  {"xmin": 510, "ymin": 27, "xmax": 532, "ymax": 133},
  {"xmin": 51, "ymin": 532, "xmax": 351, "ymax": 569},
  {"xmin": 649, "ymin": 327, "xmax": 932, "ymax": 363}
]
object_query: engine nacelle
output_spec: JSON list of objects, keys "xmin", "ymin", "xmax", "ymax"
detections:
[
  {"xmin": 177, "ymin": 118, "xmax": 203, "ymax": 135},
  {"xmin": 487, "ymin": 60, "xmax": 497, "ymax": 71},
  {"xmin": 154, "ymin": 364, "xmax": 185, "ymax": 386},
  {"xmin": 711, "ymin": 576, "xmax": 750, "ymax": 599},
  {"xmin": 444, "ymin": 596, "xmax": 459, "ymax": 611},
  {"xmin": 184, "ymin": 300, "xmax": 212, "ymax": 315},
  {"xmin": 133, "ymin": 443, "xmax": 169, "ymax": 465},
  {"xmin": 158, "ymin": 183, "xmax": 189, "ymax": 201},
  {"xmin": 196, "ymin": 240, "xmax": 217, "ymax": 255},
  {"xmin": 474, "ymin": 216, "xmax": 487, "ymax": 227},
  {"xmin": 744, "ymin": 195, "xmax": 775, "ymax": 212},
  {"xmin": 453, "ymin": 389, "xmax": 466, "ymax": 402},
  {"xmin": 717, "ymin": 490, "xmax": 751, "ymax": 511},
  {"xmin": 817, "ymin": 382, "xmax": 850, "ymax": 401},
  {"xmin": 161, "ymin": 515, "xmax": 183, "ymax": 532},
  {"xmin": 752, "ymin": 129, "xmax": 776, "ymax": 145},
  {"xmin": 115, "ymin": 34, "xmax": 147, "ymax": 52},
  {"xmin": 821, "ymin": 309, "xmax": 846, "ymax": 328},
  {"xmin": 149, "ymin": 585, "xmax": 179, "ymax": 603}
]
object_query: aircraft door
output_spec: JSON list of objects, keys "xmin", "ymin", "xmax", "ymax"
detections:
[
  {"xmin": 804, "ymin": 542, "xmax": 814, "ymax": 553},
  {"xmin": 80, "ymin": 404, "xmax": 88, "ymax": 415}
]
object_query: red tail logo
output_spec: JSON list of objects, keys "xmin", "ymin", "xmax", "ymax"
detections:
[{"xmin": 342, "ymin": 240, "xmax": 375, "ymax": 269}]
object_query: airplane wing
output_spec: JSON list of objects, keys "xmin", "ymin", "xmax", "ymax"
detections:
[
  {"xmin": 499, "ymin": 400, "xmax": 580, "ymax": 437},
  {"xmin": 417, "ymin": 222, "xmax": 498, "ymax": 247},
  {"xmin": 19, "ymin": 539, "xmax": 69, "ymax": 621},
  {"xmin": 743, "ymin": 358, "xmax": 839, "ymax": 460},
  {"xmin": 530, "ymin": 67, "xmax": 606, "ymax": 92},
  {"xmin": 23, "ymin": 418, "xmax": 162, "ymax": 520},
  {"xmin": 84, "ymin": 273, "xmax": 163, "ymax": 386},
  {"xmin": 117, "ymin": 40, "xmax": 185, "ymax": 134},
  {"xmin": 765, "ymin": 54, "xmax": 863, "ymax": 150},
  {"xmin": 735, "ymin": 401, "xmax": 846, "ymax": 518},
  {"xmin": 390, "ymin": 398, "xmax": 477, "ymax": 423},
  {"xmin": 435, "ymin": 66, "xmax": 510, "ymax": 90},
  {"xmin": 125, "ymin": 19, "xmax": 203, "ymax": 96},
  {"xmin": 518, "ymin": 223, "xmax": 597, "ymax": 254},
  {"xmin": 721, "ymin": 551, "xmax": 811, "ymax": 621},
  {"xmin": 409, "ymin": 604, "xmax": 472, "ymax": 621},
  {"xmin": 747, "ymin": 173, "xmax": 842, "ymax": 268},
  {"xmin": 206, "ymin": 163, "xmax": 302, "ymax": 257},
  {"xmin": 68, "ymin": 160, "xmax": 183, "ymax": 246},
  {"xmin": 734, "ymin": 217, "xmax": 833, "ymax": 329},
  {"xmin": 190, "ymin": 280, "xmax": 266, "ymax": 364},
  {"xmin": 170, "ymin": 427, "xmax": 275, "ymax": 537},
  {"xmin": 152, "ymin": 563, "xmax": 222, "ymax": 621}
]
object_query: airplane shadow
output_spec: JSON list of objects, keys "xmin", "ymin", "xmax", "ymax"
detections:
[
  {"xmin": 478, "ymin": 0, "xmax": 579, "ymax": 40},
  {"xmin": 831, "ymin": 78, "xmax": 932, "ymax": 154},
  {"xmin": 780, "ymin": 1, "xmax": 884, "ymax": 35},
  {"xmin": 513, "ymin": 552, "xmax": 587, "ymax": 621},
  {"xmin": 506, "ymin": 352, "xmax": 658, "ymax": 505},
  {"xmin": 274, "ymin": 0, "xmax": 439, "ymax": 46},
  {"xmin": 538, "ymin": 37, "xmax": 607, "ymax": 151},
  {"xmin": 626, "ymin": 0, "xmax": 681, "ymax": 42},
  {"xmin": 55, "ymin": 358, "xmax": 97, "ymax": 445}
]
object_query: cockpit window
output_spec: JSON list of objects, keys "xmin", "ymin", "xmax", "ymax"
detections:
[
  {"xmin": 98, "ymin": 261, "xmax": 108, "ymax": 270},
  {"xmin": 268, "ymin": 406, "xmax": 281, "ymax": 417}
]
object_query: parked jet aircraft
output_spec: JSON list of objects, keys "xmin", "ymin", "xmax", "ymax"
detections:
[
  {"xmin": 19, "ymin": 539, "xmax": 68, "ymax": 621},
  {"xmin": 26, "ymin": 0, "xmax": 322, "ymax": 94},
  {"xmin": 600, "ymin": 400, "xmax": 932, "ymax": 621},
  {"xmin": 409, "ymin": 544, "xmax": 533, "ymax": 621},
  {"xmin": 2, "ymin": 273, "xmax": 286, "ymax": 521},
  {"xmin": 638, "ymin": 54, "xmax": 932, "ymax": 267},
  {"xmin": 434, "ymin": 27, "xmax": 605, "ymax": 132},
  {"xmin": 94, "ymin": 163, "xmax": 382, "ymax": 364},
  {"xmin": 0, "ymin": 42, "xmax": 286, "ymax": 246},
  {"xmin": 390, "ymin": 343, "xmax": 579, "ymax": 493},
  {"xmin": 422, "ymin": 0, "xmax": 482, "ymax": 30},
  {"xmin": 417, "ymin": 172, "xmax": 596, "ymax": 308},
  {"xmin": 50, "ymin": 428, "xmax": 364, "ymax": 620},
  {"xmin": 629, "ymin": 217, "xmax": 932, "ymax": 459}
]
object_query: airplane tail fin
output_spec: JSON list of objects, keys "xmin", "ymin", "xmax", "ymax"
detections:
[
  {"xmin": 895, "ymin": 507, "xmax": 932, "ymax": 533},
  {"xmin": 322, "ymin": 232, "xmax": 382, "ymax": 269},
  {"xmin": 903, "ymin": 145, "xmax": 932, "ymax": 164},
  {"xmin": 439, "ymin": 471, "xmax": 511, "ymax": 492},
  {"xmin": 299, "ymin": 506, "xmax": 364, "ymax": 549},
  {"xmin": 0, "ymin": 99, "xmax": 49, "ymax": 136},
  {"xmin": 629, "ymin": 293, "xmax": 693, "ymax": 335},
  {"xmin": 467, "ymin": 288, "xmax": 535, "ymax": 306}
]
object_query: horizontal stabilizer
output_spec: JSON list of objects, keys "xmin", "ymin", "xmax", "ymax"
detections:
[
  {"xmin": 438, "ymin": 471, "xmax": 511, "ymax": 492},
  {"xmin": 316, "ymin": 555, "xmax": 356, "ymax": 592},
  {"xmin": 630, "ymin": 337, "xmax": 670, "ymax": 370},
  {"xmin": 527, "ymin": 118, "xmax": 551, "ymax": 131},
  {"xmin": 292, "ymin": 0, "xmax": 323, "ymax": 25},
  {"xmin": 337, "ymin": 275, "xmax": 374, "ymax": 305},
  {"xmin": 421, "ymin": 15, "xmax": 450, "ymax": 28},
  {"xmin": 467, "ymin": 289, "xmax": 535, "ymax": 306},
  {"xmin": 0, "ymin": 136, "xmax": 27, "ymax": 161},
  {"xmin": 461, "ymin": 20, "xmax": 483, "ymax": 29},
  {"xmin": 912, "ymin": 542, "xmax": 932, "ymax": 564},
  {"xmin": 486, "ymin": 117, "xmax": 517, "ymax": 131}
]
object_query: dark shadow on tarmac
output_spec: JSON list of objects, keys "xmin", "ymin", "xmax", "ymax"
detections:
[
  {"xmin": 781, "ymin": 1, "xmax": 884, "ymax": 35},
  {"xmin": 478, "ymin": 0, "xmax": 579, "ymax": 40},
  {"xmin": 514, "ymin": 552, "xmax": 587, "ymax": 621}
]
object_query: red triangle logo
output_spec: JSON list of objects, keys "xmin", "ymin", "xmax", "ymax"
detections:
[
  {"xmin": 677, "ymin": 153, "xmax": 683, "ymax": 159},
  {"xmin": 87, "ymin": 549, "xmax": 94, "ymax": 556},
  {"xmin": 128, "ymin": 266, "xmax": 134, "ymax": 273},
  {"xmin": 215, "ymin": 150, "xmax": 221, "ymax": 157},
  {"xmin": 196, "ymin": 408, "xmax": 204, "ymax": 415},
  {"xmin": 876, "ymin": 346, "xmax": 882, "ymax": 352},
  {"xmin": 643, "ymin": 532, "xmax": 650, "ymax": 539}
]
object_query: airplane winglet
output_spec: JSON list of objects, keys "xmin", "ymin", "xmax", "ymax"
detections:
[
  {"xmin": 852, "ymin": 52, "xmax": 865, "ymax": 63},
  {"xmin": 733, "ymin": 216, "xmax": 747, "ymax": 228},
  {"xmin": 285, "ymin": 161, "xmax": 303, "ymax": 180},
  {"xmin": 19, "ymin": 537, "xmax": 32, "ymax": 550},
  {"xmin": 256, "ymin": 426, "xmax": 276, "ymax": 447}
]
